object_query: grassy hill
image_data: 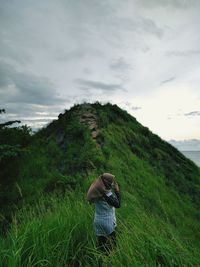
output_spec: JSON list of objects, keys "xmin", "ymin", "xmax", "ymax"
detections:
[{"xmin": 0, "ymin": 102, "xmax": 200, "ymax": 266}]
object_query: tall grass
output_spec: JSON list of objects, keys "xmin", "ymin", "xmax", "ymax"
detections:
[{"xmin": 1, "ymin": 189, "xmax": 199, "ymax": 267}]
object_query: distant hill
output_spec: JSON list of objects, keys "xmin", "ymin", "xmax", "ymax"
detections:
[{"xmin": 0, "ymin": 102, "xmax": 200, "ymax": 266}]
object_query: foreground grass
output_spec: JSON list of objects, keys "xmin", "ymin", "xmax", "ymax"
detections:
[{"xmin": 1, "ymin": 189, "xmax": 200, "ymax": 267}]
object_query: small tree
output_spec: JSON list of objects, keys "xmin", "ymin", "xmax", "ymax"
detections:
[
  {"xmin": 0, "ymin": 108, "xmax": 21, "ymax": 129},
  {"xmin": 0, "ymin": 109, "xmax": 31, "ymax": 212}
]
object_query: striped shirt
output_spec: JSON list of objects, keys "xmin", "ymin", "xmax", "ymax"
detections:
[{"xmin": 93, "ymin": 191, "xmax": 120, "ymax": 236}]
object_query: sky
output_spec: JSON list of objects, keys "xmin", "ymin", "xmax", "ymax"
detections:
[{"xmin": 0, "ymin": 0, "xmax": 200, "ymax": 145}]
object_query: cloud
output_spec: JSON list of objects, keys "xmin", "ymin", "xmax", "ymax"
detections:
[
  {"xmin": 160, "ymin": 77, "xmax": 176, "ymax": 84},
  {"xmin": 21, "ymin": 118, "xmax": 56, "ymax": 123},
  {"xmin": 0, "ymin": 60, "xmax": 65, "ymax": 106},
  {"xmin": 119, "ymin": 101, "xmax": 142, "ymax": 112},
  {"xmin": 131, "ymin": 106, "xmax": 142, "ymax": 111},
  {"xmin": 167, "ymin": 50, "xmax": 200, "ymax": 57},
  {"xmin": 54, "ymin": 48, "xmax": 103, "ymax": 62},
  {"xmin": 0, "ymin": 103, "xmax": 60, "ymax": 118},
  {"xmin": 0, "ymin": 0, "xmax": 200, "ymax": 139},
  {"xmin": 61, "ymin": 0, "xmax": 164, "ymax": 41},
  {"xmin": 0, "ymin": 102, "xmax": 70, "ymax": 129},
  {"xmin": 138, "ymin": 0, "xmax": 200, "ymax": 8},
  {"xmin": 109, "ymin": 16, "xmax": 164, "ymax": 39},
  {"xmin": 138, "ymin": 17, "xmax": 164, "ymax": 38},
  {"xmin": 184, "ymin": 111, "xmax": 200, "ymax": 116},
  {"xmin": 75, "ymin": 78, "xmax": 125, "ymax": 92},
  {"xmin": 110, "ymin": 57, "xmax": 132, "ymax": 72},
  {"xmin": 169, "ymin": 139, "xmax": 200, "ymax": 151},
  {"xmin": 82, "ymin": 68, "xmax": 93, "ymax": 74},
  {"xmin": 110, "ymin": 57, "xmax": 133, "ymax": 83}
]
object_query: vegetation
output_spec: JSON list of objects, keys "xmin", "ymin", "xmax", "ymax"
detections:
[{"xmin": 0, "ymin": 102, "xmax": 200, "ymax": 266}]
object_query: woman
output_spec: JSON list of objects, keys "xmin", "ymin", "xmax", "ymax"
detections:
[{"xmin": 87, "ymin": 173, "xmax": 121, "ymax": 254}]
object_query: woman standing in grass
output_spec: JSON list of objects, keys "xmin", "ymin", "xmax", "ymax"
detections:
[{"xmin": 87, "ymin": 173, "xmax": 121, "ymax": 254}]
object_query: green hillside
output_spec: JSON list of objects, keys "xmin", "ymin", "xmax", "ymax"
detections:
[{"xmin": 0, "ymin": 102, "xmax": 200, "ymax": 267}]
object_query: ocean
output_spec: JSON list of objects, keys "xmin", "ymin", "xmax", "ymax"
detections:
[{"xmin": 181, "ymin": 151, "xmax": 200, "ymax": 167}]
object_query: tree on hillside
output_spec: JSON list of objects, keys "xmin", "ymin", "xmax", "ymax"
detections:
[
  {"xmin": 0, "ymin": 109, "xmax": 31, "ymax": 218},
  {"xmin": 0, "ymin": 108, "xmax": 21, "ymax": 129}
]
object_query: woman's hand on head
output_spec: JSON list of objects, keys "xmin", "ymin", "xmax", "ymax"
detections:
[{"xmin": 114, "ymin": 182, "xmax": 119, "ymax": 192}]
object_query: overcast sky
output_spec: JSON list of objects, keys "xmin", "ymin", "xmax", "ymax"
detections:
[{"xmin": 0, "ymin": 0, "xmax": 200, "ymax": 142}]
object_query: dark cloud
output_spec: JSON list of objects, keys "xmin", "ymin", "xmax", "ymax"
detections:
[
  {"xmin": 75, "ymin": 78, "xmax": 125, "ymax": 92},
  {"xmin": 54, "ymin": 48, "xmax": 103, "ymax": 62},
  {"xmin": 138, "ymin": 0, "xmax": 200, "ymax": 8},
  {"xmin": 184, "ymin": 111, "xmax": 200, "ymax": 116},
  {"xmin": 167, "ymin": 50, "xmax": 200, "ymax": 57},
  {"xmin": 61, "ymin": 0, "xmax": 115, "ymax": 23},
  {"xmin": 61, "ymin": 0, "xmax": 164, "ymax": 43},
  {"xmin": 0, "ymin": 60, "xmax": 65, "ymax": 105},
  {"xmin": 0, "ymin": 2, "xmax": 35, "ymax": 65},
  {"xmin": 110, "ymin": 57, "xmax": 133, "ymax": 83},
  {"xmin": 0, "ymin": 61, "xmax": 11, "ymax": 87},
  {"xmin": 161, "ymin": 77, "xmax": 176, "ymax": 84},
  {"xmin": 109, "ymin": 17, "xmax": 164, "ymax": 39},
  {"xmin": 82, "ymin": 68, "xmax": 93, "ymax": 74},
  {"xmin": 0, "ymin": 103, "xmax": 60, "ymax": 118},
  {"xmin": 138, "ymin": 17, "xmax": 164, "ymax": 38},
  {"xmin": 0, "ymin": 59, "xmax": 71, "ymax": 128},
  {"xmin": 110, "ymin": 57, "xmax": 132, "ymax": 71},
  {"xmin": 0, "ymin": 102, "xmax": 70, "ymax": 129},
  {"xmin": 54, "ymin": 49, "xmax": 86, "ymax": 61}
]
